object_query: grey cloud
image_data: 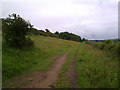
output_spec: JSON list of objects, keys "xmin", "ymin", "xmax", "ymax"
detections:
[{"xmin": 1, "ymin": 0, "xmax": 118, "ymax": 40}]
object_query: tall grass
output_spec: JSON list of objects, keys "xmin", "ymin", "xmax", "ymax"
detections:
[
  {"xmin": 76, "ymin": 44, "xmax": 118, "ymax": 88},
  {"xmin": 93, "ymin": 41, "xmax": 120, "ymax": 56}
]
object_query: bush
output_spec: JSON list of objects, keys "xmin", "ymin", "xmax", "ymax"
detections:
[
  {"xmin": 100, "ymin": 43, "xmax": 105, "ymax": 50},
  {"xmin": 84, "ymin": 41, "xmax": 92, "ymax": 44},
  {"xmin": 59, "ymin": 32, "xmax": 81, "ymax": 42},
  {"xmin": 104, "ymin": 40, "xmax": 112, "ymax": 44},
  {"xmin": 2, "ymin": 14, "xmax": 34, "ymax": 48}
]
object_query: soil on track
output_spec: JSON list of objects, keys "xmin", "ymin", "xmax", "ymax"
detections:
[
  {"xmin": 66, "ymin": 51, "xmax": 79, "ymax": 88},
  {"xmin": 4, "ymin": 52, "xmax": 69, "ymax": 88},
  {"xmin": 23, "ymin": 52, "xmax": 69, "ymax": 88}
]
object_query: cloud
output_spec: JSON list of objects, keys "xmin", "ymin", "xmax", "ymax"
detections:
[{"xmin": 1, "ymin": 0, "xmax": 118, "ymax": 40}]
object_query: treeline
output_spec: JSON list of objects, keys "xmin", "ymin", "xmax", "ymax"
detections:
[
  {"xmin": 2, "ymin": 13, "xmax": 87, "ymax": 49},
  {"xmin": 30, "ymin": 28, "xmax": 87, "ymax": 42}
]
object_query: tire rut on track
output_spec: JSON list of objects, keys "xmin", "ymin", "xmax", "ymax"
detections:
[
  {"xmin": 66, "ymin": 51, "xmax": 79, "ymax": 88},
  {"xmin": 15, "ymin": 52, "xmax": 69, "ymax": 88}
]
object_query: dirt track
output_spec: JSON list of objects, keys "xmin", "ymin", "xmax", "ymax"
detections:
[
  {"xmin": 21, "ymin": 52, "xmax": 69, "ymax": 88},
  {"xmin": 66, "ymin": 51, "xmax": 79, "ymax": 88}
]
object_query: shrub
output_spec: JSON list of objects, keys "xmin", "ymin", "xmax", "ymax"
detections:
[
  {"xmin": 84, "ymin": 41, "xmax": 92, "ymax": 44},
  {"xmin": 100, "ymin": 43, "xmax": 105, "ymax": 50},
  {"xmin": 2, "ymin": 14, "xmax": 34, "ymax": 49},
  {"xmin": 104, "ymin": 40, "xmax": 112, "ymax": 44}
]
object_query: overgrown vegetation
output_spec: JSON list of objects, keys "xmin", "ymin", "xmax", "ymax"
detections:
[
  {"xmin": 93, "ymin": 40, "xmax": 120, "ymax": 56},
  {"xmin": 2, "ymin": 14, "xmax": 34, "ymax": 49},
  {"xmin": 76, "ymin": 43, "xmax": 118, "ymax": 88}
]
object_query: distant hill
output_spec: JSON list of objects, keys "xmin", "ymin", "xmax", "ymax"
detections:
[
  {"xmin": 89, "ymin": 40, "xmax": 104, "ymax": 42},
  {"xmin": 89, "ymin": 38, "xmax": 120, "ymax": 42}
]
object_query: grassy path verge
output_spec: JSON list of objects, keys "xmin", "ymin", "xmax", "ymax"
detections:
[
  {"xmin": 54, "ymin": 45, "xmax": 80, "ymax": 88},
  {"xmin": 3, "ymin": 35, "xmax": 79, "ymax": 88},
  {"xmin": 76, "ymin": 44, "xmax": 118, "ymax": 88},
  {"xmin": 3, "ymin": 52, "xmax": 69, "ymax": 88},
  {"xmin": 55, "ymin": 43, "xmax": 118, "ymax": 88}
]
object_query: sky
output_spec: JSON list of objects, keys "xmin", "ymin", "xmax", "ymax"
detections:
[{"xmin": 0, "ymin": 0, "xmax": 119, "ymax": 40}]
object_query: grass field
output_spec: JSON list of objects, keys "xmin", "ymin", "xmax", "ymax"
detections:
[
  {"xmin": 2, "ymin": 35, "xmax": 78, "ymax": 82},
  {"xmin": 2, "ymin": 35, "xmax": 119, "ymax": 88},
  {"xmin": 54, "ymin": 42, "xmax": 119, "ymax": 88},
  {"xmin": 76, "ymin": 44, "xmax": 118, "ymax": 88}
]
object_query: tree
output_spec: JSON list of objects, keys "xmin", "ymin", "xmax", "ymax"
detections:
[
  {"xmin": 82, "ymin": 38, "xmax": 87, "ymax": 42},
  {"xmin": 45, "ymin": 29, "xmax": 50, "ymax": 32},
  {"xmin": 104, "ymin": 40, "xmax": 112, "ymax": 44},
  {"xmin": 59, "ymin": 32, "xmax": 81, "ymax": 42},
  {"xmin": 54, "ymin": 31, "xmax": 59, "ymax": 34},
  {"xmin": 2, "ymin": 13, "xmax": 34, "ymax": 48}
]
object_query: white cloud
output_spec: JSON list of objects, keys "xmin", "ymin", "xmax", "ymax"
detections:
[{"xmin": 1, "ymin": 0, "xmax": 118, "ymax": 39}]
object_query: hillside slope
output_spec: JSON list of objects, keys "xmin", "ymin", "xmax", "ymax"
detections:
[
  {"xmin": 3, "ymin": 35, "xmax": 118, "ymax": 88},
  {"xmin": 3, "ymin": 35, "xmax": 79, "ymax": 82}
]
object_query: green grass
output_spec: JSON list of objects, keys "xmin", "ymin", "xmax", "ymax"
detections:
[
  {"xmin": 2, "ymin": 35, "xmax": 79, "ymax": 82},
  {"xmin": 54, "ymin": 44, "xmax": 79, "ymax": 88},
  {"xmin": 93, "ymin": 41, "xmax": 119, "ymax": 56},
  {"xmin": 76, "ymin": 43, "xmax": 118, "ymax": 88},
  {"xmin": 3, "ymin": 35, "xmax": 119, "ymax": 88},
  {"xmin": 54, "ymin": 42, "xmax": 119, "ymax": 88}
]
